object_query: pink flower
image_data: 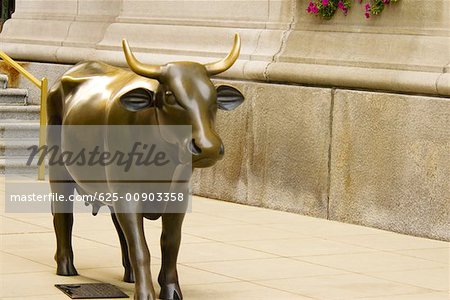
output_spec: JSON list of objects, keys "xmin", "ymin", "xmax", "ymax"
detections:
[
  {"xmin": 365, "ymin": 12, "xmax": 370, "ymax": 18},
  {"xmin": 306, "ymin": 1, "xmax": 319, "ymax": 14},
  {"xmin": 337, "ymin": 1, "xmax": 348, "ymax": 14},
  {"xmin": 365, "ymin": 3, "xmax": 371, "ymax": 10},
  {"xmin": 322, "ymin": 0, "xmax": 329, "ymax": 6},
  {"xmin": 306, "ymin": 1, "xmax": 313, "ymax": 12}
]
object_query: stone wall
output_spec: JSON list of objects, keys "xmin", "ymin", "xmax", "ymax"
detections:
[
  {"xmin": 0, "ymin": 0, "xmax": 449, "ymax": 240},
  {"xmin": 193, "ymin": 80, "xmax": 450, "ymax": 241},
  {"xmin": 193, "ymin": 81, "xmax": 332, "ymax": 219},
  {"xmin": 329, "ymin": 90, "xmax": 450, "ymax": 240}
]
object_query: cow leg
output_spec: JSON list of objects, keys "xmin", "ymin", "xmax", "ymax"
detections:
[
  {"xmin": 110, "ymin": 211, "xmax": 135, "ymax": 283},
  {"xmin": 114, "ymin": 210, "xmax": 156, "ymax": 300},
  {"xmin": 51, "ymin": 180, "xmax": 77, "ymax": 276},
  {"xmin": 47, "ymin": 92, "xmax": 77, "ymax": 276},
  {"xmin": 158, "ymin": 213, "xmax": 185, "ymax": 300}
]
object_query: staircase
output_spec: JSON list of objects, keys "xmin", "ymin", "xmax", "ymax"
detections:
[{"xmin": 0, "ymin": 73, "xmax": 40, "ymax": 175}]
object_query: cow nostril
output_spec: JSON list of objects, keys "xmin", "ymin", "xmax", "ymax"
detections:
[
  {"xmin": 188, "ymin": 139, "xmax": 202, "ymax": 155},
  {"xmin": 219, "ymin": 144, "xmax": 225, "ymax": 155}
]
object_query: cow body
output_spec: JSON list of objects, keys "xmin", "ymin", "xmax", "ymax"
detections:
[
  {"xmin": 48, "ymin": 61, "xmax": 178, "ymax": 219},
  {"xmin": 48, "ymin": 35, "xmax": 244, "ymax": 300}
]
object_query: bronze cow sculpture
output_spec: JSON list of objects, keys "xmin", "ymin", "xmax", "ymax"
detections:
[{"xmin": 47, "ymin": 34, "xmax": 244, "ymax": 300}]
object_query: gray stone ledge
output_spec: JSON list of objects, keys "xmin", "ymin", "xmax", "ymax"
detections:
[
  {"xmin": 266, "ymin": 63, "xmax": 448, "ymax": 97},
  {"xmin": 1, "ymin": 42, "xmax": 448, "ymax": 98}
]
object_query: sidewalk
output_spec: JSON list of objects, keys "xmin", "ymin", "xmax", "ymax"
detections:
[{"xmin": 0, "ymin": 176, "xmax": 448, "ymax": 300}]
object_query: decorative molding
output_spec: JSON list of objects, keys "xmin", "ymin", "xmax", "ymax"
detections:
[{"xmin": 0, "ymin": 0, "xmax": 449, "ymax": 96}]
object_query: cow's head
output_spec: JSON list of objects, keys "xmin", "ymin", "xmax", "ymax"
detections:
[{"xmin": 121, "ymin": 35, "xmax": 244, "ymax": 168}]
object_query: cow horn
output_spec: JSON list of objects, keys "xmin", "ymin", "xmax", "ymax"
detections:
[
  {"xmin": 204, "ymin": 34, "xmax": 241, "ymax": 76},
  {"xmin": 122, "ymin": 39, "xmax": 162, "ymax": 78}
]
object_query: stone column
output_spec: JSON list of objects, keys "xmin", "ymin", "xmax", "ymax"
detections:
[{"xmin": 0, "ymin": 0, "xmax": 121, "ymax": 62}]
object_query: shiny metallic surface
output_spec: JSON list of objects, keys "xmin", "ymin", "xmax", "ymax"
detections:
[
  {"xmin": 47, "ymin": 35, "xmax": 245, "ymax": 300},
  {"xmin": 123, "ymin": 33, "xmax": 240, "ymax": 78},
  {"xmin": 204, "ymin": 33, "xmax": 241, "ymax": 75},
  {"xmin": 122, "ymin": 39, "xmax": 162, "ymax": 79}
]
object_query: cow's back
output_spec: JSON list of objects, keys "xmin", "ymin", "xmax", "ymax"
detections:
[
  {"xmin": 54, "ymin": 61, "xmax": 157, "ymax": 125},
  {"xmin": 47, "ymin": 61, "xmax": 161, "ymax": 196}
]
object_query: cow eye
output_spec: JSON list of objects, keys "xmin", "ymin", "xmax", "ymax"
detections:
[{"xmin": 165, "ymin": 90, "xmax": 178, "ymax": 106}]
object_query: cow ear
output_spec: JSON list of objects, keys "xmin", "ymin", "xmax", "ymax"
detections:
[
  {"xmin": 119, "ymin": 88, "xmax": 155, "ymax": 112},
  {"xmin": 216, "ymin": 85, "xmax": 244, "ymax": 111}
]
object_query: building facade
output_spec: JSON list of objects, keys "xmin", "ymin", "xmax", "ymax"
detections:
[{"xmin": 0, "ymin": 0, "xmax": 449, "ymax": 240}]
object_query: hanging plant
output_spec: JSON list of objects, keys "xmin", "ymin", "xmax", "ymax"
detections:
[{"xmin": 306, "ymin": 0, "xmax": 399, "ymax": 19}]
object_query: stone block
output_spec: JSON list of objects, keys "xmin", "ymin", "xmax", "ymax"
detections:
[
  {"xmin": 120, "ymin": 0, "xmax": 274, "ymax": 24},
  {"xmin": 329, "ymin": 90, "xmax": 450, "ymax": 241},
  {"xmin": 294, "ymin": 0, "xmax": 450, "ymax": 31},
  {"xmin": 193, "ymin": 81, "xmax": 332, "ymax": 218}
]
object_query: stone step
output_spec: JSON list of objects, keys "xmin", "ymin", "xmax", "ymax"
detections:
[
  {"xmin": 0, "ymin": 121, "xmax": 40, "ymax": 138},
  {"xmin": 0, "ymin": 105, "xmax": 40, "ymax": 120},
  {"xmin": 0, "ymin": 74, "xmax": 7, "ymax": 89},
  {"xmin": 0, "ymin": 88, "xmax": 28, "ymax": 105},
  {"xmin": 0, "ymin": 139, "xmax": 39, "ymax": 157},
  {"xmin": 0, "ymin": 157, "xmax": 44, "ymax": 175}
]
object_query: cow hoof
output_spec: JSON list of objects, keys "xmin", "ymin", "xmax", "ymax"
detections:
[
  {"xmin": 56, "ymin": 260, "xmax": 78, "ymax": 276},
  {"xmin": 123, "ymin": 268, "xmax": 135, "ymax": 283},
  {"xmin": 159, "ymin": 283, "xmax": 182, "ymax": 300}
]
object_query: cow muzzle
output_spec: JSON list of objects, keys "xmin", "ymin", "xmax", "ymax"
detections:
[{"xmin": 187, "ymin": 138, "xmax": 224, "ymax": 168}]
